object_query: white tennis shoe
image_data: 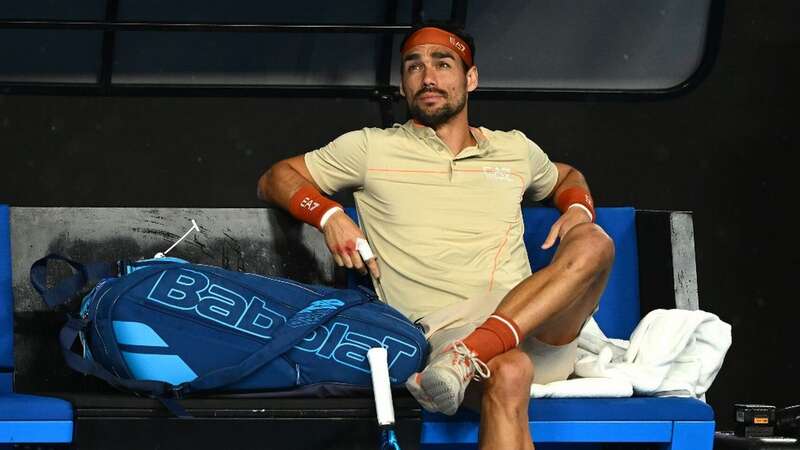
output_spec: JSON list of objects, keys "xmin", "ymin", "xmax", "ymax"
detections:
[{"xmin": 405, "ymin": 341, "xmax": 491, "ymax": 415}]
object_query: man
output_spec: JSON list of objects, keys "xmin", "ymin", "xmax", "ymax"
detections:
[{"xmin": 257, "ymin": 26, "xmax": 614, "ymax": 450}]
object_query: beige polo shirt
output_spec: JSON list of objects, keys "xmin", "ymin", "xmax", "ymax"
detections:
[{"xmin": 304, "ymin": 121, "xmax": 558, "ymax": 322}]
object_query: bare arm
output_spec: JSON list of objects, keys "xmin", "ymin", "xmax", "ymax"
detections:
[
  {"xmin": 547, "ymin": 162, "xmax": 591, "ymax": 201},
  {"xmin": 256, "ymin": 155, "xmax": 321, "ymax": 208},
  {"xmin": 256, "ymin": 155, "xmax": 381, "ymax": 278}
]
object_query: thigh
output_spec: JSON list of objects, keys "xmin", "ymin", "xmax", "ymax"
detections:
[{"xmin": 418, "ymin": 289, "xmax": 507, "ymax": 342}]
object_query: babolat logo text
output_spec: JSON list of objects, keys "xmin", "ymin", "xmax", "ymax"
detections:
[
  {"xmin": 287, "ymin": 299, "xmax": 344, "ymax": 328},
  {"xmin": 145, "ymin": 269, "xmax": 417, "ymax": 373}
]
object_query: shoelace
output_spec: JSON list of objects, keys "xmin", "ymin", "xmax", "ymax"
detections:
[{"xmin": 452, "ymin": 341, "xmax": 491, "ymax": 380}]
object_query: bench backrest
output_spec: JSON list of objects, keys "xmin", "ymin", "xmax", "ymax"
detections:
[
  {"xmin": 1, "ymin": 205, "xmax": 14, "ymax": 391},
  {"xmin": 522, "ymin": 206, "xmax": 640, "ymax": 338},
  {"xmin": 1, "ymin": 205, "xmax": 640, "ymax": 394}
]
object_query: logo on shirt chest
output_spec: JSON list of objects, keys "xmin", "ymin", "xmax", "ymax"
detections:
[{"xmin": 482, "ymin": 166, "xmax": 513, "ymax": 182}]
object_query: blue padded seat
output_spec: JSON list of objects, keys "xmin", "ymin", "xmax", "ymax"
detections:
[
  {"xmin": 530, "ymin": 397, "xmax": 713, "ymax": 422},
  {"xmin": 1, "ymin": 205, "xmax": 74, "ymax": 444},
  {"xmin": 0, "ymin": 394, "xmax": 74, "ymax": 421},
  {"xmin": 421, "ymin": 398, "xmax": 716, "ymax": 446},
  {"xmin": 430, "ymin": 397, "xmax": 713, "ymax": 423}
]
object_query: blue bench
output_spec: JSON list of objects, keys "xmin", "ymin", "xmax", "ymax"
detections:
[
  {"xmin": 415, "ymin": 207, "xmax": 715, "ymax": 449},
  {"xmin": 3, "ymin": 205, "xmax": 713, "ymax": 449},
  {"xmin": 0, "ymin": 205, "xmax": 73, "ymax": 444}
]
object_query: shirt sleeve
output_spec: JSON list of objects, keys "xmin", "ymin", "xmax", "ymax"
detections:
[
  {"xmin": 525, "ymin": 135, "xmax": 559, "ymax": 201},
  {"xmin": 304, "ymin": 129, "xmax": 369, "ymax": 195}
]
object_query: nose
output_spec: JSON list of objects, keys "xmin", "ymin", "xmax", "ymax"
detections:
[{"xmin": 421, "ymin": 65, "xmax": 437, "ymax": 87}]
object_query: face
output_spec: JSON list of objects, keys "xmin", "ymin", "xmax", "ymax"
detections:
[{"xmin": 400, "ymin": 44, "xmax": 477, "ymax": 128}]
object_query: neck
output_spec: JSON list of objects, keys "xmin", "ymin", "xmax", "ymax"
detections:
[{"xmin": 421, "ymin": 108, "xmax": 475, "ymax": 156}]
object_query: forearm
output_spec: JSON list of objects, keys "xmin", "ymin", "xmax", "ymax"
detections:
[
  {"xmin": 256, "ymin": 157, "xmax": 379, "ymax": 278},
  {"xmin": 257, "ymin": 158, "xmax": 345, "ymax": 232},
  {"xmin": 257, "ymin": 161, "xmax": 312, "ymax": 209}
]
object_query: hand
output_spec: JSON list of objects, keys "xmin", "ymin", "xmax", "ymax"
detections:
[
  {"xmin": 541, "ymin": 206, "xmax": 593, "ymax": 250},
  {"xmin": 321, "ymin": 210, "xmax": 381, "ymax": 279}
]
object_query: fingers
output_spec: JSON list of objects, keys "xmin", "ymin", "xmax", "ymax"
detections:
[
  {"xmin": 323, "ymin": 220, "xmax": 381, "ymax": 277},
  {"xmin": 541, "ymin": 222, "xmax": 561, "ymax": 249},
  {"xmin": 330, "ymin": 240, "xmax": 381, "ymax": 278},
  {"xmin": 329, "ymin": 242, "xmax": 369, "ymax": 276},
  {"xmin": 356, "ymin": 238, "xmax": 381, "ymax": 279},
  {"xmin": 349, "ymin": 250, "xmax": 368, "ymax": 275},
  {"xmin": 340, "ymin": 243, "xmax": 356, "ymax": 269},
  {"xmin": 330, "ymin": 244, "xmax": 355, "ymax": 269},
  {"xmin": 542, "ymin": 214, "xmax": 589, "ymax": 250},
  {"xmin": 333, "ymin": 252, "xmax": 344, "ymax": 267},
  {"xmin": 365, "ymin": 258, "xmax": 381, "ymax": 279}
]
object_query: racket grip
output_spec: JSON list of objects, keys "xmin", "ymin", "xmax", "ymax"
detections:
[{"xmin": 367, "ymin": 347, "xmax": 396, "ymax": 426}]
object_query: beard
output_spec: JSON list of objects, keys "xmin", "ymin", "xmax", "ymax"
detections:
[{"xmin": 408, "ymin": 86, "xmax": 467, "ymax": 128}]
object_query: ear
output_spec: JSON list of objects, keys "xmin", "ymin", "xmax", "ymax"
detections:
[
  {"xmin": 466, "ymin": 65, "xmax": 479, "ymax": 93},
  {"xmin": 399, "ymin": 82, "xmax": 406, "ymax": 98}
]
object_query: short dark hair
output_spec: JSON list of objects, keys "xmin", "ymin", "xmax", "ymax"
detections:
[{"xmin": 399, "ymin": 24, "xmax": 476, "ymax": 73}]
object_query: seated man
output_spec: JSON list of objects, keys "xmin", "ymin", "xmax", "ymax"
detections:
[{"xmin": 257, "ymin": 25, "xmax": 614, "ymax": 450}]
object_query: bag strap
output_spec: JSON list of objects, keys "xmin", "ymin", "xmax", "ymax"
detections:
[
  {"xmin": 181, "ymin": 293, "xmax": 369, "ymax": 394},
  {"xmin": 29, "ymin": 254, "xmax": 116, "ymax": 308}
]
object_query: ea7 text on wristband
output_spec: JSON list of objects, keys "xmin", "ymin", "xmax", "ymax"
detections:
[{"xmin": 288, "ymin": 185, "xmax": 343, "ymax": 230}]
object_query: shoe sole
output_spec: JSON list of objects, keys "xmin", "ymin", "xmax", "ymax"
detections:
[{"xmin": 420, "ymin": 370, "xmax": 464, "ymax": 416}]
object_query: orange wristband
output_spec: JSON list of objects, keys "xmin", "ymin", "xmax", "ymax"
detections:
[
  {"xmin": 555, "ymin": 187, "xmax": 595, "ymax": 222},
  {"xmin": 288, "ymin": 185, "xmax": 343, "ymax": 230}
]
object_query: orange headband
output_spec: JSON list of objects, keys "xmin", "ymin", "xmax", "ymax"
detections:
[{"xmin": 401, "ymin": 27, "xmax": 473, "ymax": 67}]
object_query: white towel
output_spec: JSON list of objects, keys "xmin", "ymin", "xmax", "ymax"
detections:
[
  {"xmin": 573, "ymin": 309, "xmax": 732, "ymax": 399},
  {"xmin": 530, "ymin": 377, "xmax": 633, "ymax": 398}
]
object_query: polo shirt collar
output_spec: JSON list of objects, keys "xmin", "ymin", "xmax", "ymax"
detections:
[{"xmin": 397, "ymin": 120, "xmax": 491, "ymax": 156}]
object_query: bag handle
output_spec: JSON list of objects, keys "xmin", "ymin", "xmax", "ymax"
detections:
[
  {"xmin": 29, "ymin": 254, "xmax": 115, "ymax": 308},
  {"xmin": 31, "ymin": 255, "xmax": 188, "ymax": 415}
]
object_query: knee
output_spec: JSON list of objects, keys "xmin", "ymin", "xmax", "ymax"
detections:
[
  {"xmin": 563, "ymin": 223, "xmax": 615, "ymax": 275},
  {"xmin": 485, "ymin": 350, "xmax": 534, "ymax": 400}
]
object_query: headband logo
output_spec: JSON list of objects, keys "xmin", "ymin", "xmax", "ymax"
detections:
[{"xmin": 449, "ymin": 36, "xmax": 466, "ymax": 53}]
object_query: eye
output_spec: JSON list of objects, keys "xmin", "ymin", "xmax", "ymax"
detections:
[
  {"xmin": 438, "ymin": 61, "xmax": 451, "ymax": 69},
  {"xmin": 406, "ymin": 63, "xmax": 423, "ymax": 72}
]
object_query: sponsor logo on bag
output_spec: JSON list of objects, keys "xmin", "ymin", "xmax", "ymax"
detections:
[
  {"xmin": 287, "ymin": 299, "xmax": 345, "ymax": 328},
  {"xmin": 145, "ymin": 269, "xmax": 418, "ymax": 374}
]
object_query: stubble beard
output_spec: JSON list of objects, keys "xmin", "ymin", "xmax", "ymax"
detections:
[{"xmin": 408, "ymin": 87, "xmax": 467, "ymax": 128}]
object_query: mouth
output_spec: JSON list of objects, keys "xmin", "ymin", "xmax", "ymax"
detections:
[
  {"xmin": 417, "ymin": 88, "xmax": 445, "ymax": 98},
  {"xmin": 417, "ymin": 93, "xmax": 446, "ymax": 105}
]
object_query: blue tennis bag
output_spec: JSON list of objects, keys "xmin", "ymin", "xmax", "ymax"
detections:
[{"xmin": 30, "ymin": 255, "xmax": 428, "ymax": 404}]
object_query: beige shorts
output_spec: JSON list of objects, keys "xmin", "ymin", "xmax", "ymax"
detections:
[{"xmin": 416, "ymin": 289, "xmax": 580, "ymax": 385}]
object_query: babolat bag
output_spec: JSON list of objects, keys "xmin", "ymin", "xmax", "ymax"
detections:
[{"xmin": 30, "ymin": 254, "xmax": 427, "ymax": 410}]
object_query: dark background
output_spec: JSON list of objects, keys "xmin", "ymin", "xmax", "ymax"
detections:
[{"xmin": 1, "ymin": 0, "xmax": 797, "ymax": 431}]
